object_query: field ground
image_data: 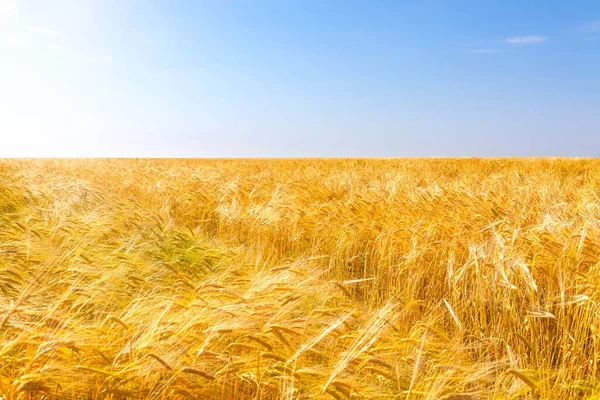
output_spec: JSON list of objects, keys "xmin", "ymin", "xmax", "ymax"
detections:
[{"xmin": 1, "ymin": 159, "xmax": 600, "ymax": 399}]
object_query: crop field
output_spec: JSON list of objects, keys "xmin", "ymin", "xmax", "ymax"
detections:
[{"xmin": 1, "ymin": 158, "xmax": 600, "ymax": 399}]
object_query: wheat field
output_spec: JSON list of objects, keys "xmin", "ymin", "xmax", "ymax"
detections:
[{"xmin": 0, "ymin": 158, "xmax": 599, "ymax": 399}]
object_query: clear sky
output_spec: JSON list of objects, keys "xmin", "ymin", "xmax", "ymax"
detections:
[{"xmin": 1, "ymin": 0, "xmax": 599, "ymax": 157}]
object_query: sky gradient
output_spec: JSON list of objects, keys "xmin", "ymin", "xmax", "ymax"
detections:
[{"xmin": 1, "ymin": 0, "xmax": 599, "ymax": 157}]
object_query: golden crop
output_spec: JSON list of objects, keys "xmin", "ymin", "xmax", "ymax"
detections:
[{"xmin": 1, "ymin": 158, "xmax": 599, "ymax": 399}]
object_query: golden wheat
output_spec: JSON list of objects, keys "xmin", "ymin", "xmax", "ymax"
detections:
[{"xmin": 0, "ymin": 158, "xmax": 599, "ymax": 399}]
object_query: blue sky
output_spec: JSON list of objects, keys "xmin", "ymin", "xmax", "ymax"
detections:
[{"xmin": 1, "ymin": 0, "xmax": 599, "ymax": 157}]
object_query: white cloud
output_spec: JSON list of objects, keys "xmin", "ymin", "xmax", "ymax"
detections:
[
  {"xmin": 25, "ymin": 25, "xmax": 60, "ymax": 35},
  {"xmin": 47, "ymin": 45, "xmax": 67, "ymax": 51},
  {"xmin": 96, "ymin": 56, "xmax": 112, "ymax": 62},
  {"xmin": 504, "ymin": 36, "xmax": 547, "ymax": 45},
  {"xmin": 468, "ymin": 49, "xmax": 498, "ymax": 54}
]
